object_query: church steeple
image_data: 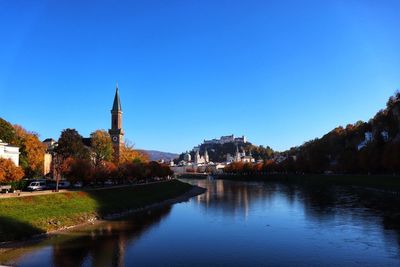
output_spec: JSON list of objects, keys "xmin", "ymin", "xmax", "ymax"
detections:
[
  {"xmin": 109, "ymin": 82, "xmax": 124, "ymax": 162},
  {"xmin": 204, "ymin": 148, "xmax": 209, "ymax": 163},
  {"xmin": 112, "ymin": 82, "xmax": 122, "ymax": 112}
]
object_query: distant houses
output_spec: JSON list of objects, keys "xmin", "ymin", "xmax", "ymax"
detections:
[{"xmin": 171, "ymin": 135, "xmax": 255, "ymax": 174}]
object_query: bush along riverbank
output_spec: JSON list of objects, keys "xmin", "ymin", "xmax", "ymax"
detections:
[
  {"xmin": 0, "ymin": 180, "xmax": 200, "ymax": 242},
  {"xmin": 216, "ymin": 173, "xmax": 400, "ymax": 194}
]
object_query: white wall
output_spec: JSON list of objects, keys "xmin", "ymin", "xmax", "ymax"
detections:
[{"xmin": 0, "ymin": 142, "xmax": 20, "ymax": 166}]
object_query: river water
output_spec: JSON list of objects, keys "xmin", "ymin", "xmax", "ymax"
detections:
[{"xmin": 2, "ymin": 179, "xmax": 400, "ymax": 267}]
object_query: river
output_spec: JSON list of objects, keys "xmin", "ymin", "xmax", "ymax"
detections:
[{"xmin": 1, "ymin": 178, "xmax": 400, "ymax": 266}]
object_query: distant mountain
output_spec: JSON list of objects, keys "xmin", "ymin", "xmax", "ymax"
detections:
[{"xmin": 139, "ymin": 150, "xmax": 179, "ymax": 161}]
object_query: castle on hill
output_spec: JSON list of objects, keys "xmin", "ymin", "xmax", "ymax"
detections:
[
  {"xmin": 171, "ymin": 135, "xmax": 255, "ymax": 174},
  {"xmin": 203, "ymin": 135, "xmax": 247, "ymax": 145}
]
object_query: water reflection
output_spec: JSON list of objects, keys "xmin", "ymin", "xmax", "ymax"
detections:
[
  {"xmin": 193, "ymin": 179, "xmax": 278, "ymax": 218},
  {"xmin": 2, "ymin": 206, "xmax": 172, "ymax": 267},
  {"xmin": 188, "ymin": 178, "xmax": 400, "ymax": 255},
  {"xmin": 3, "ymin": 179, "xmax": 400, "ymax": 266}
]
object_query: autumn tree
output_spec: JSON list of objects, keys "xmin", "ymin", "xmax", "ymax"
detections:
[
  {"xmin": 147, "ymin": 161, "xmax": 173, "ymax": 177},
  {"xmin": 0, "ymin": 158, "xmax": 24, "ymax": 183},
  {"xmin": 65, "ymin": 158, "xmax": 93, "ymax": 184},
  {"xmin": 119, "ymin": 142, "xmax": 149, "ymax": 164},
  {"xmin": 93, "ymin": 161, "xmax": 117, "ymax": 183},
  {"xmin": 90, "ymin": 130, "xmax": 113, "ymax": 166},
  {"xmin": 56, "ymin": 129, "xmax": 89, "ymax": 160},
  {"xmin": 0, "ymin": 119, "xmax": 45, "ymax": 177},
  {"xmin": 382, "ymin": 142, "xmax": 400, "ymax": 174},
  {"xmin": 13, "ymin": 125, "xmax": 46, "ymax": 177},
  {"xmin": 0, "ymin": 118, "xmax": 16, "ymax": 144}
]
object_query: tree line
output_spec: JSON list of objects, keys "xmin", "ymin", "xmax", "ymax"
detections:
[
  {"xmin": 54, "ymin": 128, "xmax": 172, "ymax": 185},
  {"xmin": 0, "ymin": 119, "xmax": 45, "ymax": 183},
  {"xmin": 224, "ymin": 92, "xmax": 400, "ymax": 176},
  {"xmin": 0, "ymin": 121, "xmax": 173, "ymax": 185}
]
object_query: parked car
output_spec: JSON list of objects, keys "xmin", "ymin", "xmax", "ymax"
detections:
[
  {"xmin": 47, "ymin": 180, "xmax": 72, "ymax": 190},
  {"xmin": 73, "ymin": 181, "xmax": 83, "ymax": 188},
  {"xmin": 58, "ymin": 180, "xmax": 71, "ymax": 189},
  {"xmin": 104, "ymin": 179, "xmax": 114, "ymax": 186},
  {"xmin": 27, "ymin": 181, "xmax": 47, "ymax": 191}
]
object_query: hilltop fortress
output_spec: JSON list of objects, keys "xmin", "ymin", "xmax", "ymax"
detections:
[
  {"xmin": 203, "ymin": 135, "xmax": 247, "ymax": 145},
  {"xmin": 171, "ymin": 135, "xmax": 256, "ymax": 174}
]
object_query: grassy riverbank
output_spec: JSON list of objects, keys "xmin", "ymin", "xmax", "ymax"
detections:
[
  {"xmin": 217, "ymin": 174, "xmax": 400, "ymax": 192},
  {"xmin": 0, "ymin": 180, "xmax": 193, "ymax": 242}
]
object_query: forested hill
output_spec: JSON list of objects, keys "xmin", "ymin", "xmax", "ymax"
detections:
[{"xmin": 277, "ymin": 92, "xmax": 400, "ymax": 174}]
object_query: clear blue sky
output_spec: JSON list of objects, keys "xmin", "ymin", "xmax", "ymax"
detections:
[{"xmin": 1, "ymin": 0, "xmax": 399, "ymax": 153}]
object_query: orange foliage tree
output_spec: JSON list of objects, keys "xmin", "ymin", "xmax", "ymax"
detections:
[
  {"xmin": 90, "ymin": 130, "xmax": 113, "ymax": 166},
  {"xmin": 65, "ymin": 159, "xmax": 93, "ymax": 184},
  {"xmin": 13, "ymin": 125, "xmax": 46, "ymax": 177},
  {"xmin": 0, "ymin": 158, "xmax": 24, "ymax": 183},
  {"xmin": 93, "ymin": 161, "xmax": 117, "ymax": 182},
  {"xmin": 119, "ymin": 142, "xmax": 149, "ymax": 164}
]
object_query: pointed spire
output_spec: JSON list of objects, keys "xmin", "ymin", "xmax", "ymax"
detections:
[{"xmin": 112, "ymin": 82, "xmax": 122, "ymax": 112}]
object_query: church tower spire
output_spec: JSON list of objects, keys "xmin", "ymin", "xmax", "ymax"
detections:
[
  {"xmin": 112, "ymin": 82, "xmax": 122, "ymax": 112},
  {"xmin": 204, "ymin": 148, "xmax": 209, "ymax": 163},
  {"xmin": 109, "ymin": 82, "xmax": 124, "ymax": 162}
]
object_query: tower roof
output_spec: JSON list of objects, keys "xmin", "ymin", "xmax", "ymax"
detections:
[{"xmin": 112, "ymin": 82, "xmax": 122, "ymax": 112}]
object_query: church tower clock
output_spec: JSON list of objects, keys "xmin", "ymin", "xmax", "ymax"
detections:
[{"xmin": 108, "ymin": 82, "xmax": 124, "ymax": 161}]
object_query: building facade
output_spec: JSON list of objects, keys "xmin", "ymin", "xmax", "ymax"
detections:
[{"xmin": 0, "ymin": 139, "xmax": 20, "ymax": 166}]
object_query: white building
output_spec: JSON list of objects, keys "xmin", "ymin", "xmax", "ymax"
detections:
[
  {"xmin": 226, "ymin": 153, "xmax": 234, "ymax": 163},
  {"xmin": 234, "ymin": 136, "xmax": 247, "ymax": 144},
  {"xmin": 194, "ymin": 149, "xmax": 209, "ymax": 164},
  {"xmin": 232, "ymin": 145, "xmax": 255, "ymax": 163},
  {"xmin": 357, "ymin": 132, "xmax": 373, "ymax": 151},
  {"xmin": 183, "ymin": 152, "xmax": 191, "ymax": 162},
  {"xmin": 381, "ymin": 131, "xmax": 389, "ymax": 142},
  {"xmin": 357, "ymin": 131, "xmax": 390, "ymax": 151},
  {"xmin": 0, "ymin": 139, "xmax": 20, "ymax": 166}
]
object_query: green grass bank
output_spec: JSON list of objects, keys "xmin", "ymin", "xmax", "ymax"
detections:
[{"xmin": 0, "ymin": 180, "xmax": 193, "ymax": 242}]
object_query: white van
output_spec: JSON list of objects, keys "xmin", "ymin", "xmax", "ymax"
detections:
[{"xmin": 27, "ymin": 181, "xmax": 47, "ymax": 191}]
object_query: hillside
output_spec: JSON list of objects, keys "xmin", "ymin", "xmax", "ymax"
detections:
[{"xmin": 275, "ymin": 91, "xmax": 400, "ymax": 174}]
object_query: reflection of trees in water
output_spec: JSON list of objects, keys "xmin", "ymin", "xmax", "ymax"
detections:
[
  {"xmin": 298, "ymin": 184, "xmax": 340, "ymax": 221},
  {"xmin": 299, "ymin": 184, "xmax": 400, "ymax": 255},
  {"xmin": 194, "ymin": 179, "xmax": 400, "ymax": 254},
  {"xmin": 51, "ymin": 206, "xmax": 172, "ymax": 267},
  {"xmin": 194, "ymin": 180, "xmax": 278, "ymax": 217}
]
